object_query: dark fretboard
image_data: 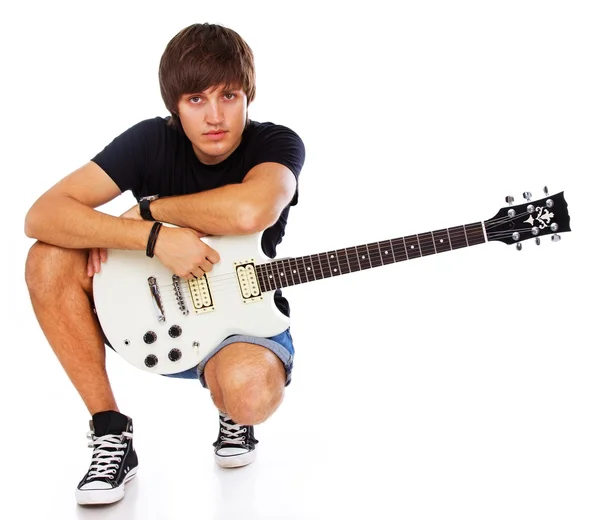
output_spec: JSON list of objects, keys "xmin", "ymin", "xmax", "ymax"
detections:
[{"xmin": 255, "ymin": 221, "xmax": 486, "ymax": 292}]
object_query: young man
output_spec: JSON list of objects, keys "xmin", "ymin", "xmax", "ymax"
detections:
[{"xmin": 24, "ymin": 23, "xmax": 305, "ymax": 506}]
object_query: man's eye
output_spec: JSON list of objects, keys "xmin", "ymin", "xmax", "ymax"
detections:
[
  {"xmin": 223, "ymin": 93, "xmax": 236, "ymax": 100},
  {"xmin": 190, "ymin": 97, "xmax": 201, "ymax": 103}
]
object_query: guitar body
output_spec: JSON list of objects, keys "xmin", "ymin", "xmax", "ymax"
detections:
[{"xmin": 93, "ymin": 231, "xmax": 290, "ymax": 374}]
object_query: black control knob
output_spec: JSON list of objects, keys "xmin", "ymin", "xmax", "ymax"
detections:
[
  {"xmin": 143, "ymin": 331, "xmax": 157, "ymax": 344},
  {"xmin": 168, "ymin": 325, "xmax": 182, "ymax": 338},
  {"xmin": 144, "ymin": 354, "xmax": 158, "ymax": 368},
  {"xmin": 168, "ymin": 348, "xmax": 182, "ymax": 362}
]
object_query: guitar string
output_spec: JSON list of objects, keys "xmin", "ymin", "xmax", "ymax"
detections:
[
  {"xmin": 149, "ymin": 209, "xmax": 545, "ymax": 298},
  {"xmin": 154, "ymin": 225, "xmax": 538, "ymax": 297}
]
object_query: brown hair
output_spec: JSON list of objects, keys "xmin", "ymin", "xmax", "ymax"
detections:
[{"xmin": 158, "ymin": 23, "xmax": 256, "ymax": 131}]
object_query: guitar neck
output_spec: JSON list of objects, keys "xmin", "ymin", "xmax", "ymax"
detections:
[{"xmin": 256, "ymin": 221, "xmax": 487, "ymax": 291}]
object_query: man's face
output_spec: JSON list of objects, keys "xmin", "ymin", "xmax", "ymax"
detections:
[{"xmin": 177, "ymin": 84, "xmax": 248, "ymax": 165}]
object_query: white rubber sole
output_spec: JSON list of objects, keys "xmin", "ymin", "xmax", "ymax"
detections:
[
  {"xmin": 215, "ymin": 449, "xmax": 257, "ymax": 468},
  {"xmin": 75, "ymin": 467, "xmax": 138, "ymax": 505}
]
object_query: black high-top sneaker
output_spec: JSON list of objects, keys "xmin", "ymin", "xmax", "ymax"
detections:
[
  {"xmin": 213, "ymin": 411, "xmax": 259, "ymax": 468},
  {"xmin": 75, "ymin": 410, "xmax": 138, "ymax": 505}
]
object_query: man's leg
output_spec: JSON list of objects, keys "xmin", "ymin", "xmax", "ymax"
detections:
[
  {"xmin": 25, "ymin": 241, "xmax": 118, "ymax": 414},
  {"xmin": 203, "ymin": 342, "xmax": 286, "ymax": 425},
  {"xmin": 203, "ymin": 342, "xmax": 287, "ymax": 468},
  {"xmin": 25, "ymin": 241, "xmax": 137, "ymax": 505}
]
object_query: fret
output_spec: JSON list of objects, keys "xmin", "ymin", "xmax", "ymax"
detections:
[
  {"xmin": 417, "ymin": 232, "xmax": 436, "ymax": 257},
  {"xmin": 465, "ymin": 223, "xmax": 486, "ymax": 245},
  {"xmin": 355, "ymin": 244, "xmax": 372, "ymax": 270},
  {"xmin": 448, "ymin": 225, "xmax": 468, "ymax": 249},
  {"xmin": 301, "ymin": 255, "xmax": 316, "ymax": 281},
  {"xmin": 346, "ymin": 248, "xmax": 356, "ymax": 273},
  {"xmin": 381, "ymin": 239, "xmax": 396, "ymax": 265},
  {"xmin": 287, "ymin": 258, "xmax": 301, "ymax": 285},
  {"xmin": 351, "ymin": 246, "xmax": 362, "ymax": 272},
  {"xmin": 432, "ymin": 229, "xmax": 452, "ymax": 254},
  {"xmin": 404, "ymin": 235, "xmax": 421, "ymax": 260},
  {"xmin": 308, "ymin": 254, "xmax": 322, "ymax": 280},
  {"xmin": 273, "ymin": 260, "xmax": 290, "ymax": 288},
  {"xmin": 391, "ymin": 238, "xmax": 407, "ymax": 263},
  {"xmin": 292, "ymin": 257, "xmax": 304, "ymax": 284},
  {"xmin": 367, "ymin": 242, "xmax": 383, "ymax": 267},
  {"xmin": 265, "ymin": 262, "xmax": 277, "ymax": 290},
  {"xmin": 315, "ymin": 253, "xmax": 326, "ymax": 279},
  {"xmin": 326, "ymin": 251, "xmax": 342, "ymax": 276},
  {"xmin": 338, "ymin": 249, "xmax": 352, "ymax": 275},
  {"xmin": 318, "ymin": 252, "xmax": 332, "ymax": 278}
]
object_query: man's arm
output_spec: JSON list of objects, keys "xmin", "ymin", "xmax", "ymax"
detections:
[
  {"xmin": 148, "ymin": 162, "xmax": 297, "ymax": 235},
  {"xmin": 24, "ymin": 161, "xmax": 154, "ymax": 249}
]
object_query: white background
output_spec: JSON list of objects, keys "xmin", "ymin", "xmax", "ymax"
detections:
[{"xmin": 1, "ymin": 1, "xmax": 599, "ymax": 518}]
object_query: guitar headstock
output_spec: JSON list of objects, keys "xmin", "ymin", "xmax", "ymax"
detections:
[{"xmin": 484, "ymin": 188, "xmax": 571, "ymax": 248}]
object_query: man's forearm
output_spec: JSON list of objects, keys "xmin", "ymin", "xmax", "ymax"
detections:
[
  {"xmin": 149, "ymin": 183, "xmax": 268, "ymax": 235},
  {"xmin": 25, "ymin": 195, "xmax": 154, "ymax": 250}
]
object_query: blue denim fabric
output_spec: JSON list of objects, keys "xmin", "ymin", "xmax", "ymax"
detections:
[{"xmin": 161, "ymin": 328, "xmax": 295, "ymax": 387}]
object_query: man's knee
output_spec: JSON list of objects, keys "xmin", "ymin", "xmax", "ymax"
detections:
[
  {"xmin": 214, "ymin": 349, "xmax": 286, "ymax": 425},
  {"xmin": 25, "ymin": 241, "xmax": 89, "ymax": 298}
]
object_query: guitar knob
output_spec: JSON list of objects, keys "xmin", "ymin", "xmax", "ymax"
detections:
[
  {"xmin": 144, "ymin": 354, "xmax": 158, "ymax": 368},
  {"xmin": 168, "ymin": 348, "xmax": 182, "ymax": 362},
  {"xmin": 143, "ymin": 331, "xmax": 157, "ymax": 344},
  {"xmin": 169, "ymin": 325, "xmax": 182, "ymax": 338},
  {"xmin": 505, "ymin": 195, "xmax": 514, "ymax": 205},
  {"xmin": 523, "ymin": 191, "xmax": 532, "ymax": 201}
]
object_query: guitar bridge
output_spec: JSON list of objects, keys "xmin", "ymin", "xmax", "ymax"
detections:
[{"xmin": 234, "ymin": 260, "xmax": 263, "ymax": 303}]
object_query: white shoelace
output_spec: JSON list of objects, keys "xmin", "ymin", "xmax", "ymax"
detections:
[
  {"xmin": 86, "ymin": 431, "xmax": 133, "ymax": 480},
  {"xmin": 219, "ymin": 415, "xmax": 247, "ymax": 446}
]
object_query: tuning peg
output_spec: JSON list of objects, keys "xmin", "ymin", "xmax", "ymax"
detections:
[
  {"xmin": 535, "ymin": 237, "xmax": 541, "ymax": 245},
  {"xmin": 543, "ymin": 186, "xmax": 549, "ymax": 195},
  {"xmin": 516, "ymin": 242, "xmax": 522, "ymax": 251},
  {"xmin": 505, "ymin": 195, "xmax": 514, "ymax": 205},
  {"xmin": 551, "ymin": 234, "xmax": 561, "ymax": 242},
  {"xmin": 523, "ymin": 191, "xmax": 532, "ymax": 201}
]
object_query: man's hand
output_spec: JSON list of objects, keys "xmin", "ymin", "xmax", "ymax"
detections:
[
  {"xmin": 154, "ymin": 226, "xmax": 219, "ymax": 280},
  {"xmin": 87, "ymin": 204, "xmax": 144, "ymax": 277}
]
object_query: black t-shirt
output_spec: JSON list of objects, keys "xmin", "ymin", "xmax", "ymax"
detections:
[{"xmin": 91, "ymin": 116, "xmax": 305, "ymax": 317}]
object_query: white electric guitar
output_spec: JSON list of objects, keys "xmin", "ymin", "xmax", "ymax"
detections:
[{"xmin": 93, "ymin": 188, "xmax": 571, "ymax": 374}]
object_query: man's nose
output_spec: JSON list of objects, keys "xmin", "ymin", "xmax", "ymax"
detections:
[{"xmin": 205, "ymin": 101, "xmax": 223, "ymax": 125}]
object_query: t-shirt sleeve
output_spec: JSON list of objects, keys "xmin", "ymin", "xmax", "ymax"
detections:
[
  {"xmin": 251, "ymin": 124, "xmax": 306, "ymax": 206},
  {"xmin": 91, "ymin": 118, "xmax": 160, "ymax": 198}
]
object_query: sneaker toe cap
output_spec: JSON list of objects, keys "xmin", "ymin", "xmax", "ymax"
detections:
[
  {"xmin": 79, "ymin": 480, "xmax": 113, "ymax": 490},
  {"xmin": 216, "ymin": 447, "xmax": 251, "ymax": 457}
]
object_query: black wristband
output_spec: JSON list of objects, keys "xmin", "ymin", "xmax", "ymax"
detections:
[
  {"xmin": 146, "ymin": 222, "xmax": 163, "ymax": 258},
  {"xmin": 140, "ymin": 198, "xmax": 155, "ymax": 221}
]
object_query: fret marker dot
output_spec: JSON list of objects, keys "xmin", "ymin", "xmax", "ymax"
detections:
[
  {"xmin": 280, "ymin": 272, "xmax": 284, "ymax": 276},
  {"xmin": 293, "ymin": 270, "xmax": 297, "ymax": 273},
  {"xmin": 269, "ymin": 275, "xmax": 273, "ymax": 278},
  {"xmin": 410, "ymin": 245, "xmax": 414, "ymax": 249},
  {"xmin": 308, "ymin": 267, "xmax": 311, "ymax": 270},
  {"xmin": 330, "ymin": 255, "xmax": 334, "ymax": 258},
  {"xmin": 361, "ymin": 255, "xmax": 365, "ymax": 259},
  {"xmin": 385, "ymin": 250, "xmax": 388, "ymax": 254},
  {"xmin": 440, "ymin": 239, "xmax": 444, "ymax": 243},
  {"xmin": 334, "ymin": 268, "xmax": 338, "ymax": 272}
]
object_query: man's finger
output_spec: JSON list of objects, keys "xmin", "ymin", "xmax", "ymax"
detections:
[{"xmin": 100, "ymin": 248, "xmax": 108, "ymax": 262}]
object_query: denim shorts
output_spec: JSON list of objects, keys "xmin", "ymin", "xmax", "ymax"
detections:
[
  {"xmin": 162, "ymin": 328, "xmax": 295, "ymax": 388},
  {"xmin": 100, "ymin": 319, "xmax": 295, "ymax": 388}
]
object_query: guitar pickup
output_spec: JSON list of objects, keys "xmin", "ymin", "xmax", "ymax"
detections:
[
  {"xmin": 234, "ymin": 260, "xmax": 263, "ymax": 303},
  {"xmin": 187, "ymin": 274, "xmax": 215, "ymax": 314}
]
